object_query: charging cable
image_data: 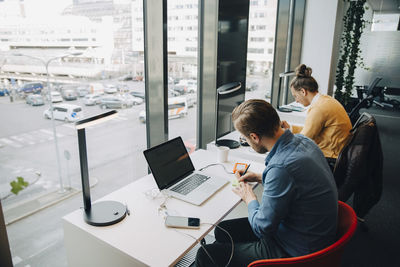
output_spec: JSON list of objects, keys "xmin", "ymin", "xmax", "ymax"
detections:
[
  {"xmin": 198, "ymin": 163, "xmax": 234, "ymax": 174},
  {"xmin": 172, "ymin": 222, "xmax": 234, "ymax": 267}
]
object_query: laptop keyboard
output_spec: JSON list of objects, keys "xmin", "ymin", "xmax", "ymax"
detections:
[{"xmin": 171, "ymin": 174, "xmax": 210, "ymax": 195}]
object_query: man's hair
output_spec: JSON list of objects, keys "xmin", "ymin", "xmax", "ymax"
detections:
[
  {"xmin": 290, "ymin": 64, "xmax": 319, "ymax": 93},
  {"xmin": 232, "ymin": 99, "xmax": 280, "ymax": 138}
]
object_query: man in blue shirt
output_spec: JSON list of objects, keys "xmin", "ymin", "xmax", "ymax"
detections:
[{"xmin": 195, "ymin": 99, "xmax": 338, "ymax": 266}]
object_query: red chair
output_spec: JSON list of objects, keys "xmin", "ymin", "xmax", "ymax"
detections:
[{"xmin": 248, "ymin": 201, "xmax": 357, "ymax": 267}]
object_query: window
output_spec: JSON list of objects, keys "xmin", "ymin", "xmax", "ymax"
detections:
[
  {"xmin": 248, "ymin": 48, "xmax": 265, "ymax": 54},
  {"xmin": 246, "ymin": 0, "xmax": 277, "ymax": 100},
  {"xmin": 1, "ymin": 1, "xmax": 147, "ymax": 266},
  {"xmin": 167, "ymin": 0, "xmax": 198, "ymax": 152},
  {"xmin": 371, "ymin": 13, "xmax": 400, "ymax": 31}
]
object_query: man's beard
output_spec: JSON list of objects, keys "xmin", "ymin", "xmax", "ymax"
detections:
[{"xmin": 252, "ymin": 143, "xmax": 268, "ymax": 154}]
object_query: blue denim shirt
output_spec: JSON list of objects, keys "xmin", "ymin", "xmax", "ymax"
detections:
[{"xmin": 247, "ymin": 130, "xmax": 338, "ymax": 257}]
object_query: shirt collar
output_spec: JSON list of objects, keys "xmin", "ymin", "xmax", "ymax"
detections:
[
  {"xmin": 310, "ymin": 93, "xmax": 321, "ymax": 107},
  {"xmin": 265, "ymin": 130, "xmax": 293, "ymax": 166}
]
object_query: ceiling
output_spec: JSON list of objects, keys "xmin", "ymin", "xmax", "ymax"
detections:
[{"xmin": 367, "ymin": 0, "xmax": 400, "ymax": 12}]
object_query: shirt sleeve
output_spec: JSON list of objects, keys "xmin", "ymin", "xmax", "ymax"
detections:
[
  {"xmin": 299, "ymin": 107, "xmax": 326, "ymax": 140},
  {"xmin": 247, "ymin": 167, "xmax": 295, "ymax": 239}
]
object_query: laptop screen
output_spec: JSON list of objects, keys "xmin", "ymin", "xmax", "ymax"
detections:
[{"xmin": 143, "ymin": 137, "xmax": 195, "ymax": 190}]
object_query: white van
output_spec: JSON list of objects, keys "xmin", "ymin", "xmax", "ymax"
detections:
[
  {"xmin": 43, "ymin": 104, "xmax": 83, "ymax": 122},
  {"xmin": 168, "ymin": 96, "xmax": 188, "ymax": 118},
  {"xmin": 138, "ymin": 96, "xmax": 187, "ymax": 123}
]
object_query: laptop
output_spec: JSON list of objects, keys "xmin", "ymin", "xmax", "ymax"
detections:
[{"xmin": 143, "ymin": 136, "xmax": 228, "ymax": 205}]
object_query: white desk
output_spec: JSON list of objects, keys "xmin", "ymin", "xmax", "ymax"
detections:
[{"xmin": 63, "ymin": 149, "xmax": 265, "ymax": 267}]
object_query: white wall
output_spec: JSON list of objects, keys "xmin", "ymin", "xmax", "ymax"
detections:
[{"xmin": 300, "ymin": 0, "xmax": 341, "ymax": 95}]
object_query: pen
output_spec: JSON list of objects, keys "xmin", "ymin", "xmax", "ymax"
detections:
[{"xmin": 241, "ymin": 164, "xmax": 250, "ymax": 176}]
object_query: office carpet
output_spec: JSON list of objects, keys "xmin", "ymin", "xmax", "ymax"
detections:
[{"xmin": 342, "ymin": 107, "xmax": 400, "ymax": 267}]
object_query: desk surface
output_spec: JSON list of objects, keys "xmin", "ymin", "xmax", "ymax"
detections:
[{"xmin": 63, "ymin": 149, "xmax": 265, "ymax": 267}]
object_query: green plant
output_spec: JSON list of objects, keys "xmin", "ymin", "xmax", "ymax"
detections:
[
  {"xmin": 10, "ymin": 177, "xmax": 29, "ymax": 195},
  {"xmin": 335, "ymin": 0, "xmax": 367, "ymax": 108},
  {"xmin": 1, "ymin": 173, "xmax": 41, "ymax": 201}
]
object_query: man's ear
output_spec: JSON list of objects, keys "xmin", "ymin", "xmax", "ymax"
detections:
[{"xmin": 249, "ymin": 133, "xmax": 260, "ymax": 143}]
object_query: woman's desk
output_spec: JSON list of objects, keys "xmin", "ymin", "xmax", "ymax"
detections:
[{"xmin": 63, "ymin": 149, "xmax": 265, "ymax": 267}]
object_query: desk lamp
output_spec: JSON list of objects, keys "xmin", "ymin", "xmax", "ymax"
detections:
[
  {"xmin": 277, "ymin": 71, "xmax": 295, "ymax": 112},
  {"xmin": 215, "ymin": 82, "xmax": 242, "ymax": 149},
  {"xmin": 75, "ymin": 110, "xmax": 127, "ymax": 226}
]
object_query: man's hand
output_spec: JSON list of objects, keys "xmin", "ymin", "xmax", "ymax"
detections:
[
  {"xmin": 281, "ymin": 120, "xmax": 290, "ymax": 130},
  {"xmin": 235, "ymin": 170, "xmax": 262, "ymax": 183},
  {"xmin": 232, "ymin": 182, "xmax": 257, "ymax": 205}
]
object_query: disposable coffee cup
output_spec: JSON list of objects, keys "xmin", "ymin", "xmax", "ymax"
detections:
[{"xmin": 217, "ymin": 146, "xmax": 230, "ymax": 163}]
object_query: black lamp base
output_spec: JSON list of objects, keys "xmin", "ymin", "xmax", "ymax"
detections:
[
  {"xmin": 216, "ymin": 139, "xmax": 240, "ymax": 149},
  {"xmin": 83, "ymin": 201, "xmax": 127, "ymax": 226}
]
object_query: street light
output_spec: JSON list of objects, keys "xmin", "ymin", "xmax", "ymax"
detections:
[{"xmin": 13, "ymin": 51, "xmax": 83, "ymax": 193}]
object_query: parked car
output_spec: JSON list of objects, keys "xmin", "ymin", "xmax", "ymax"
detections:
[
  {"xmin": 118, "ymin": 74, "xmax": 133, "ymax": 81},
  {"xmin": 99, "ymin": 95, "xmax": 134, "ymax": 109},
  {"xmin": 121, "ymin": 94, "xmax": 143, "ymax": 105},
  {"xmin": 246, "ymin": 82, "xmax": 258, "ymax": 91},
  {"xmin": 0, "ymin": 88, "xmax": 9, "ymax": 96},
  {"xmin": 26, "ymin": 94, "xmax": 44, "ymax": 106},
  {"xmin": 61, "ymin": 87, "xmax": 78, "ymax": 101},
  {"xmin": 84, "ymin": 93, "xmax": 103, "ymax": 106},
  {"xmin": 177, "ymin": 79, "xmax": 197, "ymax": 93},
  {"xmin": 186, "ymin": 93, "xmax": 196, "ymax": 108},
  {"xmin": 132, "ymin": 75, "xmax": 143, "ymax": 82},
  {"xmin": 173, "ymin": 84, "xmax": 187, "ymax": 95},
  {"xmin": 19, "ymin": 82, "xmax": 43, "ymax": 95},
  {"xmin": 104, "ymin": 84, "xmax": 118, "ymax": 94},
  {"xmin": 168, "ymin": 89, "xmax": 180, "ymax": 97},
  {"xmin": 43, "ymin": 104, "xmax": 83, "ymax": 122},
  {"xmin": 130, "ymin": 91, "xmax": 145, "ymax": 99},
  {"xmin": 139, "ymin": 96, "xmax": 187, "ymax": 123},
  {"xmin": 47, "ymin": 91, "xmax": 63, "ymax": 103},
  {"xmin": 76, "ymin": 85, "xmax": 90, "ymax": 97},
  {"xmin": 117, "ymin": 84, "xmax": 131, "ymax": 93}
]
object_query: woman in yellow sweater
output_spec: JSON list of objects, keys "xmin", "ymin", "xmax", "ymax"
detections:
[{"xmin": 281, "ymin": 64, "xmax": 352, "ymax": 162}]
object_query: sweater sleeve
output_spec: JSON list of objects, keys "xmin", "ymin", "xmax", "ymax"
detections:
[{"xmin": 299, "ymin": 106, "xmax": 326, "ymax": 140}]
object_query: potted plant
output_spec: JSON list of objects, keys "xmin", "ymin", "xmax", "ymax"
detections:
[{"xmin": 334, "ymin": 0, "xmax": 367, "ymax": 111}]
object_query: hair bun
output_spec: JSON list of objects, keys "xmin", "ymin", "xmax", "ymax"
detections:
[{"xmin": 295, "ymin": 64, "xmax": 312, "ymax": 78}]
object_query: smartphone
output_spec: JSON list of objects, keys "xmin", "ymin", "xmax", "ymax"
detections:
[{"xmin": 165, "ymin": 216, "xmax": 200, "ymax": 229}]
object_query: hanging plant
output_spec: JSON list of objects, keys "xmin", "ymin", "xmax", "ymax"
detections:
[{"xmin": 335, "ymin": 0, "xmax": 367, "ymax": 109}]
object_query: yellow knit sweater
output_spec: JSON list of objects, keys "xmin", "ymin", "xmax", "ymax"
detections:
[{"xmin": 292, "ymin": 95, "xmax": 352, "ymax": 158}]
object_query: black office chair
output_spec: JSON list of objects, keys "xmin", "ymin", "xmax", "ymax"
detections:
[
  {"xmin": 333, "ymin": 112, "xmax": 383, "ymax": 231},
  {"xmin": 348, "ymin": 77, "xmax": 382, "ymax": 125}
]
